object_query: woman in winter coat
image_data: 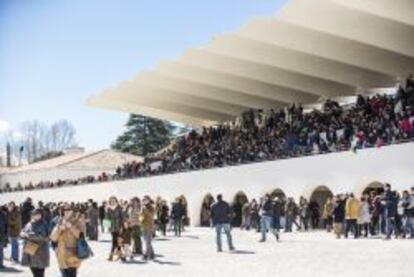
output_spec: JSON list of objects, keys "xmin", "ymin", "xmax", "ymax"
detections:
[
  {"xmin": 358, "ymin": 196, "xmax": 371, "ymax": 237},
  {"xmin": 7, "ymin": 201, "xmax": 21, "ymax": 263},
  {"xmin": 106, "ymin": 196, "xmax": 124, "ymax": 261},
  {"xmin": 20, "ymin": 209, "xmax": 50, "ymax": 277},
  {"xmin": 50, "ymin": 204, "xmax": 85, "ymax": 277}
]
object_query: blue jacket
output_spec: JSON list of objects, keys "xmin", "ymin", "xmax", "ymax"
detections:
[{"xmin": 211, "ymin": 200, "xmax": 231, "ymax": 225}]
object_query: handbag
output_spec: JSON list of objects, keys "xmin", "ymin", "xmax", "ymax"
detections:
[
  {"xmin": 24, "ymin": 241, "xmax": 40, "ymax": 256},
  {"xmin": 76, "ymin": 233, "xmax": 93, "ymax": 260}
]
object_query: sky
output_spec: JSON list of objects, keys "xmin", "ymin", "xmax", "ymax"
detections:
[{"xmin": 0, "ymin": 0, "xmax": 286, "ymax": 150}]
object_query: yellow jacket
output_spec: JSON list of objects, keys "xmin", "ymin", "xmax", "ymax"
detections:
[
  {"xmin": 345, "ymin": 197, "xmax": 361, "ymax": 220},
  {"xmin": 50, "ymin": 217, "xmax": 84, "ymax": 269}
]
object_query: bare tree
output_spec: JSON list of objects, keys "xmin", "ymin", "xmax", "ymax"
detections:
[{"xmin": 19, "ymin": 120, "xmax": 77, "ymax": 163}]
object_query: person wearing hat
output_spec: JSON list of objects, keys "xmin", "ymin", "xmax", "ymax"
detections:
[
  {"xmin": 50, "ymin": 203, "xmax": 85, "ymax": 277},
  {"xmin": 21, "ymin": 208, "xmax": 50, "ymax": 277}
]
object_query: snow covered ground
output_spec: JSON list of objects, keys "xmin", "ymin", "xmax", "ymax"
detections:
[{"xmin": 1, "ymin": 228, "xmax": 413, "ymax": 277}]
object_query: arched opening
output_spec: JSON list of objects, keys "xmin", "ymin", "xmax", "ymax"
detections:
[
  {"xmin": 200, "ymin": 193, "xmax": 214, "ymax": 227},
  {"xmin": 231, "ymin": 191, "xmax": 249, "ymax": 227},
  {"xmin": 362, "ymin": 181, "xmax": 385, "ymax": 197},
  {"xmin": 309, "ymin": 186, "xmax": 333, "ymax": 229},
  {"xmin": 270, "ymin": 188, "xmax": 286, "ymax": 200}
]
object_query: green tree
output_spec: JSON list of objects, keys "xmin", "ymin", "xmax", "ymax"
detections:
[{"xmin": 111, "ymin": 114, "xmax": 180, "ymax": 156}]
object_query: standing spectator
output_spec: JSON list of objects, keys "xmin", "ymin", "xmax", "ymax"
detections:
[
  {"xmin": 345, "ymin": 193, "xmax": 361, "ymax": 239},
  {"xmin": 7, "ymin": 202, "xmax": 21, "ymax": 263},
  {"xmin": 171, "ymin": 198, "xmax": 185, "ymax": 237},
  {"xmin": 309, "ymin": 200, "xmax": 320, "ymax": 229},
  {"xmin": 250, "ymin": 199, "xmax": 260, "ymax": 232},
  {"xmin": 323, "ymin": 197, "xmax": 334, "ymax": 232},
  {"xmin": 21, "ymin": 198, "xmax": 34, "ymax": 228},
  {"xmin": 285, "ymin": 197, "xmax": 300, "ymax": 232},
  {"xmin": 21, "ymin": 209, "xmax": 50, "ymax": 277},
  {"xmin": 127, "ymin": 197, "xmax": 142, "ymax": 255},
  {"xmin": 86, "ymin": 202, "xmax": 99, "ymax": 241},
  {"xmin": 0, "ymin": 205, "xmax": 7, "ymax": 269},
  {"xmin": 106, "ymin": 196, "xmax": 123, "ymax": 261},
  {"xmin": 333, "ymin": 196, "xmax": 345, "ymax": 239},
  {"xmin": 140, "ymin": 196, "xmax": 155, "ymax": 260},
  {"xmin": 299, "ymin": 197, "xmax": 310, "ymax": 231},
  {"xmin": 240, "ymin": 201, "xmax": 251, "ymax": 230},
  {"xmin": 98, "ymin": 201, "xmax": 106, "ymax": 233},
  {"xmin": 50, "ymin": 204, "xmax": 85, "ymax": 277},
  {"xmin": 358, "ymin": 196, "xmax": 371, "ymax": 237},
  {"xmin": 158, "ymin": 200, "xmax": 169, "ymax": 236},
  {"xmin": 383, "ymin": 184, "xmax": 397, "ymax": 239},
  {"xmin": 211, "ymin": 194, "xmax": 235, "ymax": 252},
  {"xmin": 271, "ymin": 197, "xmax": 282, "ymax": 241},
  {"xmin": 259, "ymin": 194, "xmax": 275, "ymax": 242}
]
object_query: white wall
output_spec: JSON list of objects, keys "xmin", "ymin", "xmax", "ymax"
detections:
[{"xmin": 1, "ymin": 142, "xmax": 413, "ymax": 226}]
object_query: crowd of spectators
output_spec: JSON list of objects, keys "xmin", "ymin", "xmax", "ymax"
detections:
[
  {"xmin": 2, "ymin": 75, "xmax": 414, "ymax": 193},
  {"xmin": 115, "ymin": 75, "xmax": 414, "ymax": 178},
  {"xmin": 0, "ymin": 173, "xmax": 109, "ymax": 194}
]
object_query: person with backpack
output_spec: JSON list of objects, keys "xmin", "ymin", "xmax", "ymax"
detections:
[{"xmin": 50, "ymin": 204, "xmax": 85, "ymax": 277}]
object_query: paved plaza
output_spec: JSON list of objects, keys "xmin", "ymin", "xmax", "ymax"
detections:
[{"xmin": 1, "ymin": 228, "xmax": 413, "ymax": 277}]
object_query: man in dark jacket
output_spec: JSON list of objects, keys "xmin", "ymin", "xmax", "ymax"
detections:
[
  {"xmin": 0, "ymin": 206, "xmax": 8, "ymax": 269},
  {"xmin": 171, "ymin": 198, "xmax": 185, "ymax": 237},
  {"xmin": 383, "ymin": 184, "xmax": 397, "ymax": 239},
  {"xmin": 259, "ymin": 194, "xmax": 277, "ymax": 242},
  {"xmin": 21, "ymin": 197, "xmax": 34, "ymax": 227},
  {"xmin": 211, "ymin": 194, "xmax": 235, "ymax": 252}
]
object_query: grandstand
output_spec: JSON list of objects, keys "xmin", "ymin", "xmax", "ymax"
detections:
[{"xmin": 1, "ymin": 0, "xmax": 414, "ymax": 227}]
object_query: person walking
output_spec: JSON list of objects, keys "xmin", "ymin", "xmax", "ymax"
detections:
[
  {"xmin": 21, "ymin": 209, "xmax": 50, "ymax": 277},
  {"xmin": 50, "ymin": 204, "xmax": 85, "ymax": 277},
  {"xmin": 106, "ymin": 196, "xmax": 124, "ymax": 261},
  {"xmin": 211, "ymin": 194, "xmax": 235, "ymax": 252},
  {"xmin": 140, "ymin": 196, "xmax": 155, "ymax": 260},
  {"xmin": 7, "ymin": 201, "xmax": 21, "ymax": 263},
  {"xmin": 345, "ymin": 193, "xmax": 360, "ymax": 239}
]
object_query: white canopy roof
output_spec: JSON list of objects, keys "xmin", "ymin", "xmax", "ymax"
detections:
[{"xmin": 88, "ymin": 0, "xmax": 414, "ymax": 126}]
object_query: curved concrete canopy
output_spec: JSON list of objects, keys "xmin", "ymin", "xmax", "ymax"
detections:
[{"xmin": 89, "ymin": 0, "xmax": 414, "ymax": 126}]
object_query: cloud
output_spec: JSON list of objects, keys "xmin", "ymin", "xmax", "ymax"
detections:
[{"xmin": 0, "ymin": 120, "xmax": 10, "ymax": 133}]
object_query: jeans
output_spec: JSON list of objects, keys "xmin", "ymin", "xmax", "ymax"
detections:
[
  {"xmin": 0, "ymin": 241, "xmax": 4, "ymax": 267},
  {"xmin": 345, "ymin": 219, "xmax": 358, "ymax": 238},
  {"xmin": 173, "ymin": 218, "xmax": 182, "ymax": 237},
  {"xmin": 385, "ymin": 217, "xmax": 395, "ymax": 238},
  {"xmin": 10, "ymin": 237, "xmax": 19, "ymax": 262},
  {"xmin": 142, "ymin": 231, "xmax": 154, "ymax": 259},
  {"xmin": 404, "ymin": 216, "xmax": 414, "ymax": 238},
  {"xmin": 260, "ymin": 216, "xmax": 272, "ymax": 241},
  {"xmin": 215, "ymin": 223, "xmax": 234, "ymax": 251},
  {"xmin": 131, "ymin": 226, "xmax": 142, "ymax": 254}
]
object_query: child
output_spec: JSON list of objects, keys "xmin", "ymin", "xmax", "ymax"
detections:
[{"xmin": 112, "ymin": 219, "xmax": 133, "ymax": 262}]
